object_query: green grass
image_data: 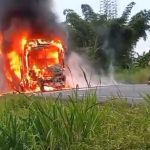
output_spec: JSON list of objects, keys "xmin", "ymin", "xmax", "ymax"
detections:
[
  {"xmin": 0, "ymin": 93, "xmax": 150, "ymax": 149},
  {"xmin": 115, "ymin": 67, "xmax": 150, "ymax": 84}
]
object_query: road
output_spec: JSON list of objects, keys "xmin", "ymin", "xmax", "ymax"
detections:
[{"xmin": 37, "ymin": 84, "xmax": 150, "ymax": 103}]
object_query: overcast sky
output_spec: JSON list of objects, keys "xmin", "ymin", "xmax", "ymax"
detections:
[{"xmin": 54, "ymin": 0, "xmax": 150, "ymax": 54}]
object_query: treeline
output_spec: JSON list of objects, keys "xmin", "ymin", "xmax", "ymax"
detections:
[{"xmin": 63, "ymin": 2, "xmax": 150, "ymax": 73}]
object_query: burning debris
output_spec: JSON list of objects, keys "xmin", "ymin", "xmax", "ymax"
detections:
[{"xmin": 0, "ymin": 0, "xmax": 66, "ymax": 93}]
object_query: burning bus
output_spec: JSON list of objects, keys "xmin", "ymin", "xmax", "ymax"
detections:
[
  {"xmin": 2, "ymin": 38, "xmax": 66, "ymax": 93},
  {"xmin": 0, "ymin": 0, "xmax": 67, "ymax": 93},
  {"xmin": 20, "ymin": 39, "xmax": 66, "ymax": 92}
]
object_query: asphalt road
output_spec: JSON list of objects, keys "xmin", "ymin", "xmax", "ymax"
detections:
[{"xmin": 37, "ymin": 84, "xmax": 150, "ymax": 103}]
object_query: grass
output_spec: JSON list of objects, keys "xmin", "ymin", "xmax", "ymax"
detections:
[
  {"xmin": 115, "ymin": 67, "xmax": 150, "ymax": 84},
  {"xmin": 0, "ymin": 93, "xmax": 150, "ymax": 149}
]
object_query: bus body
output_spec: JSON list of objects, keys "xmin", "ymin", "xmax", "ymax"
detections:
[{"xmin": 20, "ymin": 39, "xmax": 66, "ymax": 92}]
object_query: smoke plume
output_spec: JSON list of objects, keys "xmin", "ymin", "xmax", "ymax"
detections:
[
  {"xmin": 0, "ymin": 0, "xmax": 64, "ymax": 52},
  {"xmin": 0, "ymin": 0, "xmax": 59, "ymax": 33},
  {"xmin": 65, "ymin": 52, "xmax": 117, "ymax": 88},
  {"xmin": 0, "ymin": 0, "xmax": 65, "ymax": 92}
]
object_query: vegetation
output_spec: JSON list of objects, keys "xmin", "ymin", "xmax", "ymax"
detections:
[
  {"xmin": 116, "ymin": 67, "xmax": 150, "ymax": 84},
  {"xmin": 115, "ymin": 51, "xmax": 150, "ymax": 83},
  {"xmin": 0, "ymin": 93, "xmax": 150, "ymax": 149},
  {"xmin": 134, "ymin": 51, "xmax": 150, "ymax": 68},
  {"xmin": 64, "ymin": 2, "xmax": 150, "ymax": 73}
]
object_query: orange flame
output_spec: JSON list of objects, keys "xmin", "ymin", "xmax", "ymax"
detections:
[
  {"xmin": 0, "ymin": 33, "xmax": 65, "ymax": 93},
  {"xmin": 7, "ymin": 51, "xmax": 21, "ymax": 79},
  {"xmin": 21, "ymin": 38, "xmax": 27, "ymax": 50}
]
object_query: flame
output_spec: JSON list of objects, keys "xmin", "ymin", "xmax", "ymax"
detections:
[
  {"xmin": 0, "ymin": 34, "xmax": 66, "ymax": 93},
  {"xmin": 21, "ymin": 38, "xmax": 27, "ymax": 50},
  {"xmin": 0, "ymin": 34, "xmax": 2, "ymax": 55},
  {"xmin": 47, "ymin": 51, "xmax": 59, "ymax": 64},
  {"xmin": 7, "ymin": 51, "xmax": 21, "ymax": 79},
  {"xmin": 43, "ymin": 86, "xmax": 54, "ymax": 91}
]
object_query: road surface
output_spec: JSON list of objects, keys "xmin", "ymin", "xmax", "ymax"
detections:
[{"xmin": 37, "ymin": 84, "xmax": 150, "ymax": 103}]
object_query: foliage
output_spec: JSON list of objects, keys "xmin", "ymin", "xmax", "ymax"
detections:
[
  {"xmin": 0, "ymin": 94, "xmax": 150, "ymax": 149},
  {"xmin": 115, "ymin": 67, "xmax": 150, "ymax": 84},
  {"xmin": 64, "ymin": 2, "xmax": 150, "ymax": 72},
  {"xmin": 134, "ymin": 51, "xmax": 150, "ymax": 68}
]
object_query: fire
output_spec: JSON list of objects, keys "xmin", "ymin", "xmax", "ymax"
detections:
[
  {"xmin": 21, "ymin": 38, "xmax": 27, "ymax": 50},
  {"xmin": 0, "ymin": 34, "xmax": 2, "ymax": 55},
  {"xmin": 47, "ymin": 51, "xmax": 59, "ymax": 64},
  {"xmin": 7, "ymin": 51, "xmax": 21, "ymax": 79},
  {"xmin": 0, "ymin": 35, "xmax": 66, "ymax": 93}
]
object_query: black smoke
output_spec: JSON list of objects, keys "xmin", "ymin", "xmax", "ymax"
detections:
[{"xmin": 0, "ymin": 0, "xmax": 64, "ymax": 51}]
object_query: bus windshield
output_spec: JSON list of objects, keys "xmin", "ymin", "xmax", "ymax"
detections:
[{"xmin": 28, "ymin": 46, "xmax": 59, "ymax": 69}]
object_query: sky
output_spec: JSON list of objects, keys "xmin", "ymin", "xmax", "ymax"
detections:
[{"xmin": 53, "ymin": 0, "xmax": 150, "ymax": 55}]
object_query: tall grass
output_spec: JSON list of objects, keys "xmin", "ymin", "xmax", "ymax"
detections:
[
  {"xmin": 0, "ymin": 94, "xmax": 150, "ymax": 149},
  {"xmin": 115, "ymin": 67, "xmax": 150, "ymax": 84}
]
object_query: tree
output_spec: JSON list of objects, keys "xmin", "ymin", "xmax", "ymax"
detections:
[
  {"xmin": 134, "ymin": 51, "xmax": 150, "ymax": 68},
  {"xmin": 64, "ymin": 2, "xmax": 150, "ymax": 72},
  {"xmin": 64, "ymin": 9, "xmax": 94, "ymax": 48}
]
